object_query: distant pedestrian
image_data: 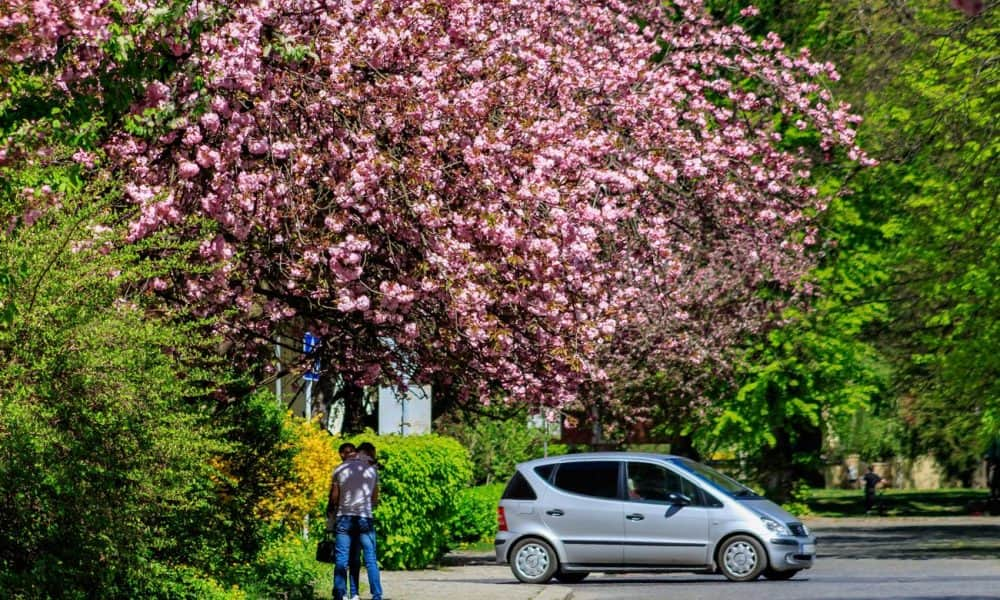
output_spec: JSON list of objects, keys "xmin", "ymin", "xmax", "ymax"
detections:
[
  {"xmin": 327, "ymin": 441, "xmax": 383, "ymax": 600},
  {"xmin": 862, "ymin": 465, "xmax": 883, "ymax": 513}
]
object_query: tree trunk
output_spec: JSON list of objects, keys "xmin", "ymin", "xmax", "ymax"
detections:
[
  {"xmin": 756, "ymin": 425, "xmax": 824, "ymax": 503},
  {"xmin": 339, "ymin": 382, "xmax": 366, "ymax": 434}
]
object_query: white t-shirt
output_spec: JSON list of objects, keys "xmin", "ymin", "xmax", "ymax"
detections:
[{"xmin": 333, "ymin": 458, "xmax": 378, "ymax": 517}]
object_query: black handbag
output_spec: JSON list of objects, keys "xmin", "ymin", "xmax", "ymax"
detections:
[{"xmin": 315, "ymin": 539, "xmax": 335, "ymax": 563}]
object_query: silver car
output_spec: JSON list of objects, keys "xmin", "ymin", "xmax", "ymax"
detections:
[{"xmin": 495, "ymin": 452, "xmax": 816, "ymax": 584}]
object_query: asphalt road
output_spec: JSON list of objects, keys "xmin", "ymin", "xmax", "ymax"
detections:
[{"xmin": 563, "ymin": 519, "xmax": 1000, "ymax": 600}]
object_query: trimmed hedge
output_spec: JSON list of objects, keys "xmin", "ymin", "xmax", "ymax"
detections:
[
  {"xmin": 447, "ymin": 484, "xmax": 505, "ymax": 545},
  {"xmin": 344, "ymin": 433, "xmax": 473, "ymax": 570}
]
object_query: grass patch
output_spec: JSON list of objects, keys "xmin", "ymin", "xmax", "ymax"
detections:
[
  {"xmin": 805, "ymin": 487, "xmax": 990, "ymax": 518},
  {"xmin": 453, "ymin": 539, "xmax": 496, "ymax": 553}
]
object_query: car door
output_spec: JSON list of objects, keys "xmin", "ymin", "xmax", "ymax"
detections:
[
  {"xmin": 622, "ymin": 461, "xmax": 710, "ymax": 567},
  {"xmin": 540, "ymin": 460, "xmax": 624, "ymax": 567}
]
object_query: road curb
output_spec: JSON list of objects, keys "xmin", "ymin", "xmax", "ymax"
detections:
[{"xmin": 534, "ymin": 585, "xmax": 573, "ymax": 600}]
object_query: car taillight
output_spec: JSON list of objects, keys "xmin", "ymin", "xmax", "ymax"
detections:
[{"xmin": 497, "ymin": 506, "xmax": 508, "ymax": 532}]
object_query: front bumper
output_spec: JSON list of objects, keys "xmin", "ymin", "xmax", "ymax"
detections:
[{"xmin": 764, "ymin": 534, "xmax": 817, "ymax": 571}]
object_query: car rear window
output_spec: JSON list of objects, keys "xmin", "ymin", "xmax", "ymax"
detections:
[
  {"xmin": 552, "ymin": 461, "xmax": 619, "ymax": 499},
  {"xmin": 502, "ymin": 471, "xmax": 537, "ymax": 500}
]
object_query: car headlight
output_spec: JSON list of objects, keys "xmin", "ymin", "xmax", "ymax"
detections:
[{"xmin": 761, "ymin": 517, "xmax": 791, "ymax": 536}]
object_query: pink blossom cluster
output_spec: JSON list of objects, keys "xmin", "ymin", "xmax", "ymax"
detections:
[
  {"xmin": 97, "ymin": 0, "xmax": 868, "ymax": 406},
  {"xmin": 951, "ymin": 0, "xmax": 985, "ymax": 16},
  {"xmin": 0, "ymin": 0, "xmax": 115, "ymax": 87}
]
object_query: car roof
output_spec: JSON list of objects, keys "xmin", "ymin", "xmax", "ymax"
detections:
[{"xmin": 517, "ymin": 451, "xmax": 688, "ymax": 470}]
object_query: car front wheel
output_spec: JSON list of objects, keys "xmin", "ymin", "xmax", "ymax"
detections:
[
  {"xmin": 510, "ymin": 538, "xmax": 559, "ymax": 584},
  {"xmin": 718, "ymin": 535, "xmax": 767, "ymax": 582}
]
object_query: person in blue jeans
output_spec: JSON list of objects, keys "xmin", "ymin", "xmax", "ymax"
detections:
[{"xmin": 327, "ymin": 442, "xmax": 383, "ymax": 600}]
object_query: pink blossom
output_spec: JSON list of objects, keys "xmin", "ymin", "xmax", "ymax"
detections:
[
  {"xmin": 199, "ymin": 112, "xmax": 221, "ymax": 133},
  {"xmin": 178, "ymin": 160, "xmax": 200, "ymax": 179},
  {"xmin": 182, "ymin": 126, "xmax": 203, "ymax": 146},
  {"xmin": 951, "ymin": 0, "xmax": 984, "ymax": 16},
  {"xmin": 94, "ymin": 0, "xmax": 870, "ymax": 409},
  {"xmin": 72, "ymin": 149, "xmax": 96, "ymax": 168},
  {"xmin": 247, "ymin": 140, "xmax": 268, "ymax": 155}
]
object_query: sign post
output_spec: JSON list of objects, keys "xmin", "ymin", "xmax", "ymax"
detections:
[{"xmin": 302, "ymin": 331, "xmax": 320, "ymax": 421}]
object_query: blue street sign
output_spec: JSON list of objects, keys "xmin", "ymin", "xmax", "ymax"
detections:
[{"xmin": 303, "ymin": 331, "xmax": 321, "ymax": 382}]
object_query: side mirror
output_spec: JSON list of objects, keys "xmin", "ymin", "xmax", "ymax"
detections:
[{"xmin": 666, "ymin": 492, "xmax": 692, "ymax": 506}]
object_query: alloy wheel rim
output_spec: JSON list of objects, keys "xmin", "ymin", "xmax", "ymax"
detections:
[
  {"xmin": 724, "ymin": 541, "xmax": 758, "ymax": 576},
  {"xmin": 515, "ymin": 543, "xmax": 550, "ymax": 578}
]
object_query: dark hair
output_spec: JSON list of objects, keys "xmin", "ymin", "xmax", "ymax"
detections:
[
  {"xmin": 338, "ymin": 442, "xmax": 356, "ymax": 454},
  {"xmin": 358, "ymin": 442, "xmax": 376, "ymax": 455}
]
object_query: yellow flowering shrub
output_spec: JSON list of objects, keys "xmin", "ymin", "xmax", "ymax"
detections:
[{"xmin": 256, "ymin": 414, "xmax": 342, "ymax": 528}]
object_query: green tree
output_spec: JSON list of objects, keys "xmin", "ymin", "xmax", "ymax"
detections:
[
  {"xmin": 700, "ymin": 0, "xmax": 997, "ymax": 489},
  {"xmin": 700, "ymin": 264, "xmax": 890, "ymax": 497},
  {"xmin": 0, "ymin": 186, "xmax": 305, "ymax": 597},
  {"xmin": 792, "ymin": 1, "xmax": 998, "ymax": 481}
]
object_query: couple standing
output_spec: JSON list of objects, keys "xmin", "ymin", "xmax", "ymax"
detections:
[{"xmin": 327, "ymin": 442, "xmax": 383, "ymax": 600}]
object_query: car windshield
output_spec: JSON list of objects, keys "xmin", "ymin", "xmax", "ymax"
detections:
[{"xmin": 671, "ymin": 457, "xmax": 760, "ymax": 498}]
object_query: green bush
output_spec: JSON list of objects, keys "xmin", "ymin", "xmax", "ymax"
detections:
[
  {"xmin": 0, "ymin": 199, "xmax": 312, "ymax": 597},
  {"xmin": 436, "ymin": 411, "xmax": 567, "ymax": 485},
  {"xmin": 345, "ymin": 433, "xmax": 473, "ymax": 569},
  {"xmin": 780, "ymin": 481, "xmax": 814, "ymax": 518},
  {"xmin": 447, "ymin": 484, "xmax": 505, "ymax": 545},
  {"xmin": 135, "ymin": 564, "xmax": 247, "ymax": 600},
  {"xmin": 246, "ymin": 535, "xmax": 328, "ymax": 600}
]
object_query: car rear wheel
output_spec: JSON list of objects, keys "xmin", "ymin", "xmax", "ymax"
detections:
[
  {"xmin": 718, "ymin": 535, "xmax": 766, "ymax": 582},
  {"xmin": 510, "ymin": 538, "xmax": 559, "ymax": 584},
  {"xmin": 553, "ymin": 570, "xmax": 589, "ymax": 583},
  {"xmin": 763, "ymin": 567, "xmax": 800, "ymax": 580}
]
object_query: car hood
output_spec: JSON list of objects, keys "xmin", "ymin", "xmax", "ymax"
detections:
[{"xmin": 738, "ymin": 498, "xmax": 800, "ymax": 524}]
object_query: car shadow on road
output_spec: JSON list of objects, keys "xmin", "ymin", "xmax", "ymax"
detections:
[{"xmin": 814, "ymin": 523, "xmax": 1000, "ymax": 559}]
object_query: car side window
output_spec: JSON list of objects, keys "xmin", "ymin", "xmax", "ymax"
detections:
[
  {"xmin": 626, "ymin": 462, "xmax": 703, "ymax": 505},
  {"xmin": 552, "ymin": 461, "xmax": 620, "ymax": 499},
  {"xmin": 534, "ymin": 464, "xmax": 555, "ymax": 482},
  {"xmin": 701, "ymin": 489, "xmax": 724, "ymax": 507}
]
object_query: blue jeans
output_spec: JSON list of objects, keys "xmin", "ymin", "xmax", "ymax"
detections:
[
  {"xmin": 334, "ymin": 515, "xmax": 382, "ymax": 600},
  {"xmin": 349, "ymin": 536, "xmax": 360, "ymax": 597}
]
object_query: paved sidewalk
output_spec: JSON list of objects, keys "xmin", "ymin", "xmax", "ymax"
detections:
[{"xmin": 379, "ymin": 561, "xmax": 572, "ymax": 600}]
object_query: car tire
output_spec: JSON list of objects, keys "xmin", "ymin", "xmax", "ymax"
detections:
[
  {"xmin": 553, "ymin": 570, "xmax": 589, "ymax": 583},
  {"xmin": 718, "ymin": 535, "xmax": 767, "ymax": 582},
  {"xmin": 763, "ymin": 567, "xmax": 800, "ymax": 580},
  {"xmin": 510, "ymin": 538, "xmax": 559, "ymax": 584}
]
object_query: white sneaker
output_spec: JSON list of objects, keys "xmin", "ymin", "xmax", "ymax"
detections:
[{"xmin": 348, "ymin": 595, "xmax": 361, "ymax": 600}]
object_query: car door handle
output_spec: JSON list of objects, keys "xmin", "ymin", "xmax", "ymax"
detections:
[
  {"xmin": 546, "ymin": 509, "xmax": 564, "ymax": 517},
  {"xmin": 626, "ymin": 513, "xmax": 645, "ymax": 521}
]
